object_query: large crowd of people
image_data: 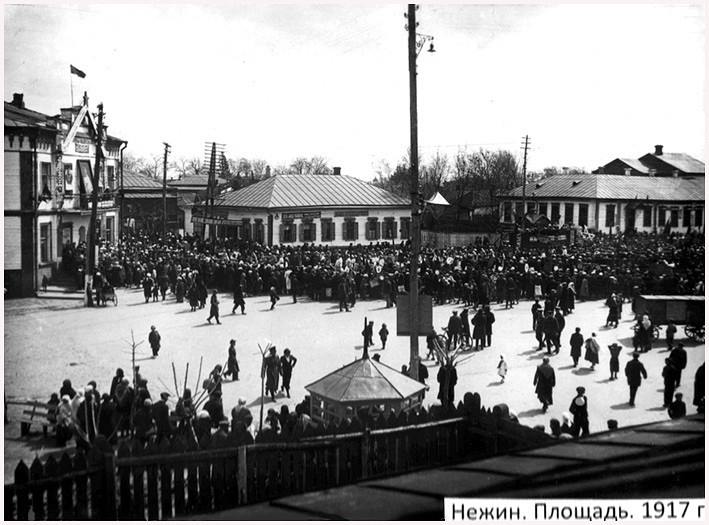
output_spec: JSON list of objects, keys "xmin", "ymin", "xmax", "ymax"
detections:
[{"xmin": 38, "ymin": 229, "xmax": 705, "ymax": 452}]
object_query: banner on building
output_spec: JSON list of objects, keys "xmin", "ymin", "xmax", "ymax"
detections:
[
  {"xmin": 396, "ymin": 294, "xmax": 434, "ymax": 336},
  {"xmin": 191, "ymin": 216, "xmax": 241, "ymax": 226},
  {"xmin": 281, "ymin": 211, "xmax": 322, "ymax": 220}
]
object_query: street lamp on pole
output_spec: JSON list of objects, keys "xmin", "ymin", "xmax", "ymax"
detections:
[{"xmin": 406, "ymin": 4, "xmax": 435, "ymax": 381}]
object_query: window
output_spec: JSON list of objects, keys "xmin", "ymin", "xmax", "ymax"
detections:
[
  {"xmin": 658, "ymin": 207, "xmax": 666, "ymax": 226},
  {"xmin": 670, "ymin": 209, "xmax": 679, "ymax": 227},
  {"xmin": 578, "ymin": 204, "xmax": 589, "ymax": 227},
  {"xmin": 107, "ymin": 166, "xmax": 115, "ymax": 191},
  {"xmin": 240, "ymin": 219, "xmax": 251, "ymax": 240},
  {"xmin": 382, "ymin": 218, "xmax": 397, "ymax": 239},
  {"xmin": 40, "ymin": 162, "xmax": 52, "ymax": 195},
  {"xmin": 605, "ymin": 204, "xmax": 615, "ymax": 227},
  {"xmin": 254, "ymin": 220, "xmax": 265, "ymax": 244},
  {"xmin": 551, "ymin": 203, "xmax": 560, "ymax": 223},
  {"xmin": 538, "ymin": 202, "xmax": 548, "ymax": 217},
  {"xmin": 300, "ymin": 220, "xmax": 316, "ymax": 242},
  {"xmin": 515, "ymin": 202, "xmax": 524, "ymax": 222},
  {"xmin": 40, "ymin": 222, "xmax": 51, "ymax": 262},
  {"xmin": 365, "ymin": 219, "xmax": 380, "ymax": 241},
  {"xmin": 526, "ymin": 202, "xmax": 536, "ymax": 214},
  {"xmin": 280, "ymin": 220, "xmax": 296, "ymax": 243},
  {"xmin": 105, "ymin": 217, "xmax": 114, "ymax": 243},
  {"xmin": 695, "ymin": 207, "xmax": 703, "ymax": 227},
  {"xmin": 564, "ymin": 203, "xmax": 574, "ymax": 224},
  {"xmin": 503, "ymin": 202, "xmax": 512, "ymax": 222},
  {"xmin": 683, "ymin": 208, "xmax": 691, "ymax": 227},
  {"xmin": 343, "ymin": 219, "xmax": 358, "ymax": 241},
  {"xmin": 320, "ymin": 219, "xmax": 335, "ymax": 242},
  {"xmin": 643, "ymin": 207, "xmax": 651, "ymax": 227},
  {"xmin": 400, "ymin": 217, "xmax": 411, "ymax": 240}
]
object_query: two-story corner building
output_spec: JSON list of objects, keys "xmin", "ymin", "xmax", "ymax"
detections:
[
  {"xmin": 498, "ymin": 173, "xmax": 705, "ymax": 236},
  {"xmin": 4, "ymin": 92, "xmax": 126, "ymax": 297},
  {"xmin": 201, "ymin": 169, "xmax": 411, "ymax": 246}
]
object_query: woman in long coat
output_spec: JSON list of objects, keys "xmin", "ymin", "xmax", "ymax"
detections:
[
  {"xmin": 437, "ymin": 360, "xmax": 458, "ymax": 407},
  {"xmin": 584, "ymin": 333, "xmax": 600, "ymax": 370},
  {"xmin": 262, "ymin": 347, "xmax": 281, "ymax": 402}
]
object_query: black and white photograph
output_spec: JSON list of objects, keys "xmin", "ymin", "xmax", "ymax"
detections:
[{"xmin": 3, "ymin": 2, "xmax": 705, "ymax": 521}]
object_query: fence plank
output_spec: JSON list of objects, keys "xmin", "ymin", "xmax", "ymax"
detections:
[
  {"xmin": 58, "ymin": 454, "xmax": 74, "ymax": 520},
  {"xmin": 74, "ymin": 452, "xmax": 89, "ymax": 519},
  {"xmin": 186, "ymin": 455, "xmax": 199, "ymax": 512},
  {"xmin": 87, "ymin": 447, "xmax": 104, "ymax": 519},
  {"xmin": 44, "ymin": 456, "xmax": 60, "ymax": 520},
  {"xmin": 132, "ymin": 459, "xmax": 145, "ymax": 520},
  {"xmin": 237, "ymin": 446, "xmax": 247, "ymax": 505},
  {"xmin": 223, "ymin": 451, "xmax": 238, "ymax": 508},
  {"xmin": 146, "ymin": 462, "xmax": 160, "ymax": 520},
  {"xmin": 29, "ymin": 458, "xmax": 45, "ymax": 520},
  {"xmin": 116, "ymin": 443, "xmax": 132, "ymax": 519},
  {"xmin": 159, "ymin": 454, "xmax": 173, "ymax": 520},
  {"xmin": 197, "ymin": 455, "xmax": 212, "ymax": 512},
  {"xmin": 5, "ymin": 484, "xmax": 16, "ymax": 521},
  {"xmin": 14, "ymin": 461, "xmax": 30, "ymax": 520}
]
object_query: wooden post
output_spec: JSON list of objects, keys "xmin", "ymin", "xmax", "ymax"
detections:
[
  {"xmin": 361, "ymin": 428, "xmax": 371, "ymax": 479},
  {"xmin": 237, "ymin": 446, "xmax": 247, "ymax": 505},
  {"xmin": 103, "ymin": 453, "xmax": 117, "ymax": 519}
]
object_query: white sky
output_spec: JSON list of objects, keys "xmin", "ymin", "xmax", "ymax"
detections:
[{"xmin": 4, "ymin": 2, "xmax": 705, "ymax": 179}]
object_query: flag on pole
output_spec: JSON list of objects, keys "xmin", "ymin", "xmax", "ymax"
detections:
[{"xmin": 70, "ymin": 65, "xmax": 86, "ymax": 78}]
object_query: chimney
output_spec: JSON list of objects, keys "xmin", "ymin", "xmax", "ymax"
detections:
[
  {"xmin": 11, "ymin": 93, "xmax": 24, "ymax": 109},
  {"xmin": 333, "ymin": 166, "xmax": 341, "ymax": 175},
  {"xmin": 654, "ymin": 144, "xmax": 664, "ymax": 156},
  {"xmin": 624, "ymin": 167, "xmax": 632, "ymax": 176}
]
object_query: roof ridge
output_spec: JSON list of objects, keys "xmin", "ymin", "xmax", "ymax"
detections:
[{"xmin": 369, "ymin": 358, "xmax": 407, "ymax": 398}]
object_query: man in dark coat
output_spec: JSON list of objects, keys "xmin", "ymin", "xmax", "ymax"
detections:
[
  {"xmin": 694, "ymin": 363, "xmax": 705, "ymax": 413},
  {"xmin": 569, "ymin": 328, "xmax": 584, "ymax": 367},
  {"xmin": 669, "ymin": 343, "xmax": 688, "ymax": 387},
  {"xmin": 542, "ymin": 312, "xmax": 559, "ymax": 355},
  {"xmin": 337, "ymin": 279, "xmax": 349, "ymax": 312},
  {"xmin": 148, "ymin": 326, "xmax": 161, "ymax": 358},
  {"xmin": 625, "ymin": 352, "xmax": 648, "ymax": 406},
  {"xmin": 484, "ymin": 305, "xmax": 495, "ymax": 347},
  {"xmin": 553, "ymin": 308, "xmax": 565, "ymax": 352},
  {"xmin": 153, "ymin": 392, "xmax": 175, "ymax": 442},
  {"xmin": 206, "ymin": 290, "xmax": 221, "ymax": 324},
  {"xmin": 668, "ymin": 393, "xmax": 687, "ymax": 420},
  {"xmin": 569, "ymin": 386, "xmax": 589, "ymax": 437},
  {"xmin": 446, "ymin": 311, "xmax": 462, "ymax": 350},
  {"xmin": 279, "ymin": 349, "xmax": 297, "ymax": 398},
  {"xmin": 608, "ymin": 343, "xmax": 622, "ymax": 380},
  {"xmin": 437, "ymin": 360, "xmax": 457, "ymax": 408},
  {"xmin": 142, "ymin": 275, "xmax": 154, "ymax": 304},
  {"xmin": 232, "ymin": 283, "xmax": 246, "ymax": 315},
  {"xmin": 531, "ymin": 299, "xmax": 541, "ymax": 330},
  {"xmin": 533, "ymin": 357, "xmax": 556, "ymax": 412},
  {"xmin": 471, "ymin": 306, "xmax": 486, "ymax": 350},
  {"xmin": 662, "ymin": 358, "xmax": 679, "ymax": 407},
  {"xmin": 109, "ymin": 368, "xmax": 124, "ymax": 398},
  {"xmin": 262, "ymin": 347, "xmax": 281, "ymax": 402},
  {"xmin": 460, "ymin": 309, "xmax": 471, "ymax": 347}
]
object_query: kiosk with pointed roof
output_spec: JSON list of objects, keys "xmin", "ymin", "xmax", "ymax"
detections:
[{"xmin": 305, "ymin": 319, "xmax": 426, "ymax": 424}]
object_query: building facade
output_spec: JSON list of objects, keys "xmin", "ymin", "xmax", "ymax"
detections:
[
  {"xmin": 200, "ymin": 171, "xmax": 411, "ymax": 246},
  {"xmin": 593, "ymin": 145, "xmax": 705, "ymax": 177},
  {"xmin": 4, "ymin": 93, "xmax": 126, "ymax": 297},
  {"xmin": 499, "ymin": 173, "xmax": 705, "ymax": 235},
  {"xmin": 120, "ymin": 172, "xmax": 179, "ymax": 234}
]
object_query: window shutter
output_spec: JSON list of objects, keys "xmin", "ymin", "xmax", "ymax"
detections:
[
  {"xmin": 298, "ymin": 223, "xmax": 304, "ymax": 242},
  {"xmin": 311, "ymin": 222, "xmax": 316, "ymax": 242},
  {"xmin": 279, "ymin": 224, "xmax": 284, "ymax": 243},
  {"xmin": 321, "ymin": 221, "xmax": 326, "ymax": 242},
  {"xmin": 375, "ymin": 220, "xmax": 380, "ymax": 240},
  {"xmin": 354, "ymin": 221, "xmax": 359, "ymax": 241},
  {"xmin": 392, "ymin": 221, "xmax": 398, "ymax": 239}
]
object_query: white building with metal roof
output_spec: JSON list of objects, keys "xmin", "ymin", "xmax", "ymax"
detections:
[
  {"xmin": 203, "ymin": 168, "xmax": 411, "ymax": 246},
  {"xmin": 499, "ymin": 173, "xmax": 704, "ymax": 235}
]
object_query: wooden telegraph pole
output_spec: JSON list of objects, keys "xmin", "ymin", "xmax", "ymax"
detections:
[
  {"xmin": 85, "ymin": 101, "xmax": 104, "ymax": 307},
  {"xmin": 162, "ymin": 142, "xmax": 171, "ymax": 237}
]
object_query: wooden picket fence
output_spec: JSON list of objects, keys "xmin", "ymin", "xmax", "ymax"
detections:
[{"xmin": 5, "ymin": 393, "xmax": 552, "ymax": 520}]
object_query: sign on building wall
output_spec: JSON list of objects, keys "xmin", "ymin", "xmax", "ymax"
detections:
[
  {"xmin": 192, "ymin": 216, "xmax": 241, "ymax": 226},
  {"xmin": 334, "ymin": 210, "xmax": 370, "ymax": 217},
  {"xmin": 281, "ymin": 211, "xmax": 322, "ymax": 220}
]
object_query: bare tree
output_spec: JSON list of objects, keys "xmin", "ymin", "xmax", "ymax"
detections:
[
  {"xmin": 421, "ymin": 150, "xmax": 449, "ymax": 198},
  {"xmin": 289, "ymin": 157, "xmax": 309, "ymax": 175},
  {"xmin": 307, "ymin": 156, "xmax": 332, "ymax": 174}
]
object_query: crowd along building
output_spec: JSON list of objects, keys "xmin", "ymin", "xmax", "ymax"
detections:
[
  {"xmin": 4, "ymin": 93, "xmax": 126, "ymax": 297},
  {"xmin": 199, "ymin": 168, "xmax": 411, "ymax": 246},
  {"xmin": 499, "ymin": 146, "xmax": 704, "ymax": 236}
]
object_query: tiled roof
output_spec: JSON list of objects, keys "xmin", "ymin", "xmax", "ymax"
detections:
[
  {"xmin": 305, "ymin": 356, "xmax": 425, "ymax": 403},
  {"xmin": 642, "ymin": 153, "xmax": 705, "ymax": 174},
  {"xmin": 505, "ymin": 174, "xmax": 704, "ymax": 202},
  {"xmin": 167, "ymin": 172, "xmax": 224, "ymax": 188},
  {"xmin": 122, "ymin": 193, "xmax": 173, "ymax": 199},
  {"xmin": 122, "ymin": 172, "xmax": 163, "ymax": 189},
  {"xmin": 4, "ymin": 102, "xmax": 56, "ymax": 130},
  {"xmin": 214, "ymin": 174, "xmax": 409, "ymax": 209}
]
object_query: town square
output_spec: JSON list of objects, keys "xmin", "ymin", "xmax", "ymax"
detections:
[{"xmin": 4, "ymin": 3, "xmax": 704, "ymax": 521}]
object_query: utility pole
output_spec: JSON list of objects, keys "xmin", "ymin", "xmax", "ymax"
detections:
[
  {"xmin": 162, "ymin": 142, "xmax": 171, "ymax": 238},
  {"xmin": 407, "ymin": 3, "xmax": 420, "ymax": 381},
  {"xmin": 520, "ymin": 135, "xmax": 530, "ymax": 247},
  {"xmin": 85, "ymin": 101, "xmax": 104, "ymax": 307}
]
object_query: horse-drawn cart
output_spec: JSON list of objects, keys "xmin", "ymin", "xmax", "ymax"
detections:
[{"xmin": 633, "ymin": 295, "xmax": 705, "ymax": 343}]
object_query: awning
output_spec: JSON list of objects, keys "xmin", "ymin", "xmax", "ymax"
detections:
[{"xmin": 78, "ymin": 160, "xmax": 93, "ymax": 194}]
